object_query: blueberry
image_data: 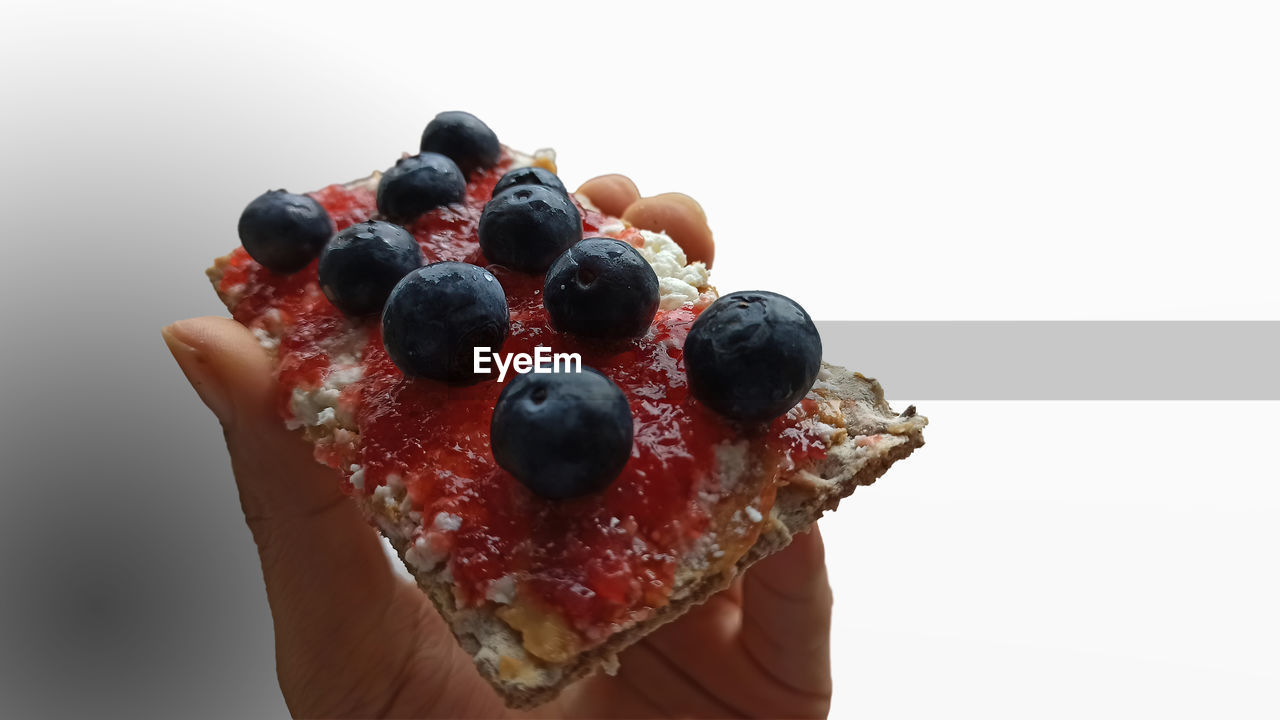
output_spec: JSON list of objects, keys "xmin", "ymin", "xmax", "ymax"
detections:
[
  {"xmin": 478, "ymin": 185, "xmax": 582, "ymax": 273},
  {"xmin": 237, "ymin": 190, "xmax": 333, "ymax": 273},
  {"xmin": 491, "ymin": 166, "xmax": 567, "ymax": 199},
  {"xmin": 684, "ymin": 291, "xmax": 823, "ymax": 423},
  {"xmin": 420, "ymin": 111, "xmax": 501, "ymax": 176},
  {"xmin": 376, "ymin": 152, "xmax": 466, "ymax": 223},
  {"xmin": 543, "ymin": 238, "xmax": 659, "ymax": 339},
  {"xmin": 491, "ymin": 367, "xmax": 633, "ymax": 500},
  {"xmin": 318, "ymin": 221, "xmax": 423, "ymax": 317},
  {"xmin": 382, "ymin": 262, "xmax": 509, "ymax": 383}
]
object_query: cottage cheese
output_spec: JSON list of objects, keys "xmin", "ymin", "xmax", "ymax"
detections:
[
  {"xmin": 285, "ymin": 346, "xmax": 365, "ymax": 430},
  {"xmin": 485, "ymin": 574, "xmax": 517, "ymax": 605},
  {"xmin": 405, "ymin": 535, "xmax": 448, "ymax": 572},
  {"xmin": 633, "ymin": 230, "xmax": 712, "ymax": 310}
]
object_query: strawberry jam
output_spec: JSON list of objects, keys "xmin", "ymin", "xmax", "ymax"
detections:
[{"xmin": 216, "ymin": 151, "xmax": 828, "ymax": 643}]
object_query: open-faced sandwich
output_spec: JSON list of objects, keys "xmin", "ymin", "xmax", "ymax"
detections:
[{"xmin": 208, "ymin": 111, "xmax": 926, "ymax": 708}]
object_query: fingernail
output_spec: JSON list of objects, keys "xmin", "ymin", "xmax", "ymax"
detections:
[{"xmin": 162, "ymin": 321, "xmax": 236, "ymax": 424}]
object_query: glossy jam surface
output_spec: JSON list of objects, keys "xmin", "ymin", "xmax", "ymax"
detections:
[{"xmin": 216, "ymin": 153, "xmax": 827, "ymax": 639}]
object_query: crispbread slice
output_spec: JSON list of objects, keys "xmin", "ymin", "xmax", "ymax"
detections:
[
  {"xmin": 208, "ymin": 160, "xmax": 926, "ymax": 708},
  {"xmin": 368, "ymin": 363, "xmax": 924, "ymax": 708}
]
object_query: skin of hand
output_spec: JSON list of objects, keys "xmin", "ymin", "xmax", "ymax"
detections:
[{"xmin": 162, "ymin": 186, "xmax": 833, "ymax": 719}]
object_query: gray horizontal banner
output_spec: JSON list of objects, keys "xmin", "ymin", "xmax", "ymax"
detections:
[{"xmin": 815, "ymin": 321, "xmax": 1280, "ymax": 400}]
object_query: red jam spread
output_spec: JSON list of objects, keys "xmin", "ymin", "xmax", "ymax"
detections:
[{"xmin": 216, "ymin": 151, "xmax": 829, "ymax": 642}]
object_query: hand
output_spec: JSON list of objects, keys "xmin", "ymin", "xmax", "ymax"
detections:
[{"xmin": 163, "ymin": 185, "xmax": 832, "ymax": 719}]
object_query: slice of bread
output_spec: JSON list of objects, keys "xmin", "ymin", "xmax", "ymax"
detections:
[
  {"xmin": 207, "ymin": 161, "xmax": 926, "ymax": 708},
  {"xmin": 370, "ymin": 364, "xmax": 924, "ymax": 708}
]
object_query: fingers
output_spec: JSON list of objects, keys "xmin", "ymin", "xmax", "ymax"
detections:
[
  {"xmin": 162, "ymin": 317, "xmax": 397, "ymax": 653},
  {"xmin": 576, "ymin": 173, "xmax": 639, "ymax": 217},
  {"xmin": 576, "ymin": 176, "xmax": 715, "ymax": 267},
  {"xmin": 633, "ymin": 531, "xmax": 832, "ymax": 718},
  {"xmin": 740, "ymin": 524, "xmax": 834, "ymax": 697},
  {"xmin": 162, "ymin": 316, "xmax": 358, "ymax": 518},
  {"xmin": 622, "ymin": 193, "xmax": 715, "ymax": 268},
  {"xmin": 592, "ymin": 586, "xmax": 748, "ymax": 718}
]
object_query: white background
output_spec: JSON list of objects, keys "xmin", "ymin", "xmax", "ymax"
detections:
[{"xmin": 1, "ymin": 1, "xmax": 1277, "ymax": 718}]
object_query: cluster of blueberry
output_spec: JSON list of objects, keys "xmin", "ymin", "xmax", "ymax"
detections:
[{"xmin": 236, "ymin": 112, "xmax": 822, "ymax": 499}]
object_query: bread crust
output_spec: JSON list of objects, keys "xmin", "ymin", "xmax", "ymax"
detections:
[{"xmin": 207, "ymin": 169, "xmax": 926, "ymax": 708}]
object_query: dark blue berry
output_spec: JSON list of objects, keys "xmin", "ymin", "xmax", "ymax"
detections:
[
  {"xmin": 492, "ymin": 166, "xmax": 567, "ymax": 199},
  {"xmin": 420, "ymin": 111, "xmax": 501, "ymax": 176},
  {"xmin": 376, "ymin": 152, "xmax": 466, "ymax": 223},
  {"xmin": 491, "ymin": 367, "xmax": 633, "ymax": 500},
  {"xmin": 237, "ymin": 190, "xmax": 333, "ymax": 273},
  {"xmin": 382, "ymin": 262, "xmax": 509, "ymax": 384},
  {"xmin": 684, "ymin": 291, "xmax": 823, "ymax": 423},
  {"xmin": 544, "ymin": 238, "xmax": 659, "ymax": 339},
  {"xmin": 318, "ymin": 221, "xmax": 423, "ymax": 317},
  {"xmin": 478, "ymin": 185, "xmax": 582, "ymax": 274}
]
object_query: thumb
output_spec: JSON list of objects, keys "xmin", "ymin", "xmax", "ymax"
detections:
[
  {"xmin": 740, "ymin": 524, "xmax": 833, "ymax": 698},
  {"xmin": 161, "ymin": 315, "xmax": 358, "ymax": 521},
  {"xmin": 162, "ymin": 317, "xmax": 404, "ymax": 701}
]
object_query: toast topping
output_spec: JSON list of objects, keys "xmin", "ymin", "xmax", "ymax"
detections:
[
  {"xmin": 491, "ymin": 368, "xmax": 634, "ymax": 499},
  {"xmin": 319, "ymin": 220, "xmax": 422, "ymax": 317},
  {"xmin": 685, "ymin": 291, "xmax": 824, "ymax": 423},
  {"xmin": 217, "ymin": 146, "xmax": 833, "ymax": 653},
  {"xmin": 543, "ymin": 237, "xmax": 661, "ymax": 340},
  {"xmin": 237, "ymin": 189, "xmax": 333, "ymax": 273}
]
